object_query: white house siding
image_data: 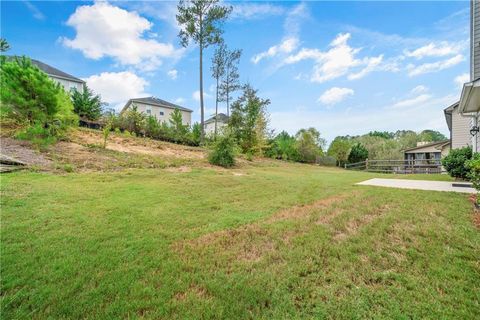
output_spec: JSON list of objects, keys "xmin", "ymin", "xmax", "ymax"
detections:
[
  {"xmin": 473, "ymin": 0, "xmax": 480, "ymax": 80},
  {"xmin": 50, "ymin": 76, "xmax": 84, "ymax": 93},
  {"xmin": 127, "ymin": 102, "xmax": 192, "ymax": 126},
  {"xmin": 452, "ymin": 108, "xmax": 473, "ymax": 149},
  {"xmin": 205, "ymin": 121, "xmax": 227, "ymax": 135}
]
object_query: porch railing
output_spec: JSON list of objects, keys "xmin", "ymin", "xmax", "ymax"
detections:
[{"xmin": 344, "ymin": 159, "xmax": 443, "ymax": 174}]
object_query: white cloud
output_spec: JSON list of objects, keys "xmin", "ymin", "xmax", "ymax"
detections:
[
  {"xmin": 404, "ymin": 41, "xmax": 463, "ymax": 59},
  {"xmin": 454, "ymin": 73, "xmax": 469, "ymax": 88},
  {"xmin": 231, "ymin": 3, "xmax": 285, "ymax": 20},
  {"xmin": 62, "ymin": 2, "xmax": 182, "ymax": 71},
  {"xmin": 192, "ymin": 90, "xmax": 212, "ymax": 102},
  {"xmin": 411, "ymin": 85, "xmax": 428, "ymax": 95},
  {"xmin": 84, "ymin": 71, "xmax": 149, "ymax": 110},
  {"xmin": 284, "ymin": 33, "xmax": 386, "ymax": 83},
  {"xmin": 23, "ymin": 1, "xmax": 45, "ymax": 20},
  {"xmin": 407, "ymin": 54, "xmax": 464, "ymax": 76},
  {"xmin": 174, "ymin": 97, "xmax": 186, "ymax": 105},
  {"xmin": 392, "ymin": 94, "xmax": 432, "ymax": 108},
  {"xmin": 167, "ymin": 69, "xmax": 178, "ymax": 80},
  {"xmin": 250, "ymin": 3, "xmax": 307, "ymax": 65},
  {"xmin": 318, "ymin": 87, "xmax": 354, "ymax": 105},
  {"xmin": 251, "ymin": 37, "xmax": 299, "ymax": 64}
]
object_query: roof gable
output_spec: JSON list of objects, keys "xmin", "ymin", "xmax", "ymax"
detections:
[{"xmin": 121, "ymin": 97, "xmax": 193, "ymax": 113}]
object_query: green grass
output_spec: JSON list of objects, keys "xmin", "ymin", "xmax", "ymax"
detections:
[{"xmin": 1, "ymin": 164, "xmax": 479, "ymax": 319}]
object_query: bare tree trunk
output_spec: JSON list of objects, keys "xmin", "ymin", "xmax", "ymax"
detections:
[
  {"xmin": 200, "ymin": 45, "xmax": 204, "ymax": 142},
  {"xmin": 215, "ymin": 76, "xmax": 218, "ymax": 139},
  {"xmin": 226, "ymin": 85, "xmax": 230, "ymax": 117},
  {"xmin": 199, "ymin": 19, "xmax": 205, "ymax": 143}
]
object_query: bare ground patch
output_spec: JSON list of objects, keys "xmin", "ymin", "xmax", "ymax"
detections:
[
  {"xmin": 1, "ymin": 137, "xmax": 53, "ymax": 168},
  {"xmin": 70, "ymin": 129, "xmax": 205, "ymax": 160}
]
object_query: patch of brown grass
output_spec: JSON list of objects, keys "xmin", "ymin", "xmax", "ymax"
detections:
[
  {"xmin": 332, "ymin": 204, "xmax": 391, "ymax": 242},
  {"xmin": 267, "ymin": 194, "xmax": 349, "ymax": 223},
  {"xmin": 174, "ymin": 284, "xmax": 211, "ymax": 302}
]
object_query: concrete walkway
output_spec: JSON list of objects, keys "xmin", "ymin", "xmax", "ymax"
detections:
[{"xmin": 357, "ymin": 178, "xmax": 476, "ymax": 194}]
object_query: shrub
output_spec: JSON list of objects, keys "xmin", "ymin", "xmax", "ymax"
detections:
[
  {"xmin": 348, "ymin": 143, "xmax": 369, "ymax": 164},
  {"xmin": 442, "ymin": 147, "xmax": 473, "ymax": 180},
  {"xmin": 467, "ymin": 153, "xmax": 480, "ymax": 191},
  {"xmin": 266, "ymin": 131, "xmax": 298, "ymax": 161},
  {"xmin": 317, "ymin": 155, "xmax": 337, "ymax": 166},
  {"xmin": 208, "ymin": 134, "xmax": 237, "ymax": 167}
]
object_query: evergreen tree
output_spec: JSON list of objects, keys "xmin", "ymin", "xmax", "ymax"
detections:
[{"xmin": 71, "ymin": 85, "xmax": 104, "ymax": 121}]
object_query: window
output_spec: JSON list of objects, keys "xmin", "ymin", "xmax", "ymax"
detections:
[
  {"xmin": 146, "ymin": 107, "xmax": 152, "ymax": 115},
  {"xmin": 159, "ymin": 111, "xmax": 164, "ymax": 116}
]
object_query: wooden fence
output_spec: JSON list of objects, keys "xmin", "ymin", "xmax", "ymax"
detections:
[{"xmin": 344, "ymin": 159, "xmax": 443, "ymax": 174}]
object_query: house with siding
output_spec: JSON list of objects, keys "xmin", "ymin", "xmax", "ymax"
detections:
[
  {"xmin": 30, "ymin": 59, "xmax": 85, "ymax": 93},
  {"xmin": 121, "ymin": 97, "xmax": 193, "ymax": 126},
  {"xmin": 7, "ymin": 56, "xmax": 85, "ymax": 93},
  {"xmin": 204, "ymin": 113, "xmax": 229, "ymax": 135},
  {"xmin": 445, "ymin": 0, "xmax": 480, "ymax": 152}
]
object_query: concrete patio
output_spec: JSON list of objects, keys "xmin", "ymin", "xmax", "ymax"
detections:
[{"xmin": 357, "ymin": 178, "xmax": 476, "ymax": 194}]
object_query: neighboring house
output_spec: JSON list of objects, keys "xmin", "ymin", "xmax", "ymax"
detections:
[
  {"xmin": 6, "ymin": 56, "xmax": 85, "ymax": 93},
  {"xmin": 121, "ymin": 97, "xmax": 193, "ymax": 126},
  {"xmin": 404, "ymin": 140, "xmax": 451, "ymax": 162},
  {"xmin": 445, "ymin": 0, "xmax": 480, "ymax": 152},
  {"xmin": 31, "ymin": 59, "xmax": 84, "ymax": 93},
  {"xmin": 444, "ymin": 102, "xmax": 473, "ymax": 149},
  {"xmin": 204, "ymin": 113, "xmax": 229, "ymax": 135}
]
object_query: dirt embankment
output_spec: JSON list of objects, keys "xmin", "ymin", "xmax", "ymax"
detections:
[{"xmin": 1, "ymin": 128, "xmax": 207, "ymax": 172}]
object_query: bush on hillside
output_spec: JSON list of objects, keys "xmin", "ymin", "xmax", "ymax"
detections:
[
  {"xmin": 1, "ymin": 56, "xmax": 77, "ymax": 143},
  {"xmin": 442, "ymin": 147, "xmax": 473, "ymax": 180},
  {"xmin": 208, "ymin": 133, "xmax": 237, "ymax": 167}
]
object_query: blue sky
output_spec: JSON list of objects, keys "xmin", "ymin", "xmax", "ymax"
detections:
[{"xmin": 1, "ymin": 0, "xmax": 471, "ymax": 142}]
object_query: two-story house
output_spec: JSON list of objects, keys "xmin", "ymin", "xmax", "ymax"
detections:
[
  {"xmin": 121, "ymin": 97, "xmax": 193, "ymax": 126},
  {"xmin": 30, "ymin": 59, "xmax": 85, "ymax": 93},
  {"xmin": 445, "ymin": 0, "xmax": 480, "ymax": 152}
]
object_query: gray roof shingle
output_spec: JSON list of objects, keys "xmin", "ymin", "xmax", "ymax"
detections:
[
  {"xmin": 5, "ymin": 56, "xmax": 85, "ymax": 83},
  {"xmin": 122, "ymin": 97, "xmax": 193, "ymax": 113},
  {"xmin": 205, "ymin": 113, "xmax": 229, "ymax": 124}
]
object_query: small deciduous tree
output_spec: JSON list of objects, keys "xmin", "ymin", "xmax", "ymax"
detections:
[
  {"xmin": 327, "ymin": 138, "xmax": 351, "ymax": 166},
  {"xmin": 295, "ymin": 127, "xmax": 325, "ymax": 163},
  {"xmin": 71, "ymin": 85, "xmax": 104, "ymax": 121},
  {"xmin": 229, "ymin": 84, "xmax": 270, "ymax": 155},
  {"xmin": 176, "ymin": 0, "xmax": 231, "ymax": 142}
]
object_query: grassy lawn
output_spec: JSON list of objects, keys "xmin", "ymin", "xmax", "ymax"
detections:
[{"xmin": 1, "ymin": 164, "xmax": 479, "ymax": 319}]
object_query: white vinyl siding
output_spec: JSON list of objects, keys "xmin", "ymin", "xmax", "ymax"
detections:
[
  {"xmin": 126, "ymin": 102, "xmax": 192, "ymax": 126},
  {"xmin": 451, "ymin": 107, "xmax": 472, "ymax": 149},
  {"xmin": 473, "ymin": 0, "xmax": 480, "ymax": 80},
  {"xmin": 50, "ymin": 76, "xmax": 84, "ymax": 93}
]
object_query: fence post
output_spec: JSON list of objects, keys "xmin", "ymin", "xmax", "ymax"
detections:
[{"xmin": 365, "ymin": 158, "xmax": 369, "ymax": 171}]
